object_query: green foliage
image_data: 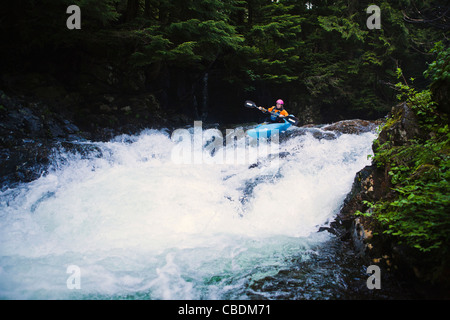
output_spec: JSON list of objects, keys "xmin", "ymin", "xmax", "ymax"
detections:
[
  {"xmin": 75, "ymin": 0, "xmax": 121, "ymax": 27},
  {"xmin": 424, "ymin": 41, "xmax": 450, "ymax": 82},
  {"xmin": 367, "ymin": 130, "xmax": 450, "ymax": 252},
  {"xmin": 1, "ymin": 0, "xmax": 448, "ymax": 121},
  {"xmin": 395, "ymin": 68, "xmax": 439, "ymax": 129},
  {"xmin": 245, "ymin": 2, "xmax": 305, "ymax": 84},
  {"xmin": 318, "ymin": 15, "xmax": 368, "ymax": 41},
  {"xmin": 127, "ymin": 3, "xmax": 244, "ymax": 71},
  {"xmin": 167, "ymin": 19, "xmax": 244, "ymax": 63},
  {"xmin": 365, "ymin": 46, "xmax": 450, "ymax": 254}
]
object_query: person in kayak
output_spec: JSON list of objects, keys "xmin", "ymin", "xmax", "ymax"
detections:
[{"xmin": 258, "ymin": 99, "xmax": 289, "ymax": 123}]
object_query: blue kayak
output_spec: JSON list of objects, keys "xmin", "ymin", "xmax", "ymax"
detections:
[{"xmin": 246, "ymin": 120, "xmax": 291, "ymax": 139}]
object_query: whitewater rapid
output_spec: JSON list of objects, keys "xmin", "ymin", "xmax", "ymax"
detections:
[{"xmin": 0, "ymin": 125, "xmax": 376, "ymax": 299}]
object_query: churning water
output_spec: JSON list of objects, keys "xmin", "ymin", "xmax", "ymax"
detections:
[{"xmin": 0, "ymin": 125, "xmax": 378, "ymax": 299}]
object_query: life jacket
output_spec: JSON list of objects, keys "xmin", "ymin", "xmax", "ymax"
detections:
[{"xmin": 268, "ymin": 106, "xmax": 289, "ymax": 121}]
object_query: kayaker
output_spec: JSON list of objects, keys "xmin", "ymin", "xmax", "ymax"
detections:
[{"xmin": 258, "ymin": 99, "xmax": 289, "ymax": 123}]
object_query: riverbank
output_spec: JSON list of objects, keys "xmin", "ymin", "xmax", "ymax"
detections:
[{"xmin": 336, "ymin": 102, "xmax": 450, "ymax": 299}]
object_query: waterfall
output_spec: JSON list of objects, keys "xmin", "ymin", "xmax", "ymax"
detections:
[{"xmin": 0, "ymin": 125, "xmax": 377, "ymax": 299}]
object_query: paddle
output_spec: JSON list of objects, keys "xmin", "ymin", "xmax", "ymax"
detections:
[{"xmin": 245, "ymin": 100, "xmax": 299, "ymax": 126}]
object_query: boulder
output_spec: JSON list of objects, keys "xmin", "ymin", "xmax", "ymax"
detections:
[
  {"xmin": 0, "ymin": 91, "xmax": 85, "ymax": 188},
  {"xmin": 376, "ymin": 102, "xmax": 425, "ymax": 148},
  {"xmin": 322, "ymin": 119, "xmax": 382, "ymax": 135}
]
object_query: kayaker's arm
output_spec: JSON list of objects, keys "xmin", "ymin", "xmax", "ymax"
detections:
[
  {"xmin": 257, "ymin": 106, "xmax": 268, "ymax": 113},
  {"xmin": 278, "ymin": 110, "xmax": 289, "ymax": 118},
  {"xmin": 258, "ymin": 106, "xmax": 288, "ymax": 118}
]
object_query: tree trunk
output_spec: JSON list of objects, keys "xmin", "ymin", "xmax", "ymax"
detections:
[
  {"xmin": 247, "ymin": 0, "xmax": 253, "ymax": 25},
  {"xmin": 144, "ymin": 0, "xmax": 151, "ymax": 18},
  {"xmin": 125, "ymin": 0, "xmax": 139, "ymax": 22}
]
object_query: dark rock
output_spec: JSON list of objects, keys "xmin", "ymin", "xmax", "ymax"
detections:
[
  {"xmin": 63, "ymin": 120, "xmax": 80, "ymax": 134},
  {"xmin": 377, "ymin": 102, "xmax": 425, "ymax": 148},
  {"xmin": 430, "ymin": 78, "xmax": 450, "ymax": 117},
  {"xmin": 318, "ymin": 226, "xmax": 338, "ymax": 236},
  {"xmin": 23, "ymin": 111, "xmax": 43, "ymax": 135},
  {"xmin": 286, "ymin": 119, "xmax": 380, "ymax": 142},
  {"xmin": 248, "ymin": 162, "xmax": 260, "ymax": 169},
  {"xmin": 0, "ymin": 90, "xmax": 90, "ymax": 188},
  {"xmin": 278, "ymin": 151, "xmax": 290, "ymax": 158},
  {"xmin": 322, "ymin": 119, "xmax": 382, "ymax": 135},
  {"xmin": 46, "ymin": 119, "xmax": 66, "ymax": 138},
  {"xmin": 0, "ymin": 141, "xmax": 52, "ymax": 189},
  {"xmin": 283, "ymin": 127, "xmax": 338, "ymax": 141}
]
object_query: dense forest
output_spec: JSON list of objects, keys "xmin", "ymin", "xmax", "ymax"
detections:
[{"xmin": 0, "ymin": 0, "xmax": 448, "ymax": 127}]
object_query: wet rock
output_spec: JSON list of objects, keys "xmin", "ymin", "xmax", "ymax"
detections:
[
  {"xmin": 351, "ymin": 217, "xmax": 375, "ymax": 257},
  {"xmin": 376, "ymin": 102, "xmax": 426, "ymax": 148},
  {"xmin": 22, "ymin": 110, "xmax": 43, "ymax": 135},
  {"xmin": 322, "ymin": 119, "xmax": 382, "ymax": 135},
  {"xmin": 0, "ymin": 91, "xmax": 87, "ymax": 188},
  {"xmin": 283, "ymin": 127, "xmax": 337, "ymax": 141},
  {"xmin": 47, "ymin": 119, "xmax": 66, "ymax": 138},
  {"xmin": 0, "ymin": 141, "xmax": 52, "ymax": 188},
  {"xmin": 318, "ymin": 226, "xmax": 338, "ymax": 236},
  {"xmin": 286, "ymin": 119, "xmax": 380, "ymax": 142},
  {"xmin": 278, "ymin": 151, "xmax": 290, "ymax": 158},
  {"xmin": 63, "ymin": 120, "xmax": 80, "ymax": 134}
]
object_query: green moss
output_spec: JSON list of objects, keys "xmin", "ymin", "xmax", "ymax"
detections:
[{"xmin": 382, "ymin": 111, "xmax": 401, "ymax": 131}]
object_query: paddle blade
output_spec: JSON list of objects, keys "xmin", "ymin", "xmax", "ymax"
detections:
[
  {"xmin": 245, "ymin": 100, "xmax": 257, "ymax": 108},
  {"xmin": 285, "ymin": 115, "xmax": 299, "ymax": 126}
]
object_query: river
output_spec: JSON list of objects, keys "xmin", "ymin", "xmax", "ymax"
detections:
[{"xmin": 0, "ymin": 123, "xmax": 410, "ymax": 299}]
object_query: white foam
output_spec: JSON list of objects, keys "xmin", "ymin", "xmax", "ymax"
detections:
[{"xmin": 0, "ymin": 128, "xmax": 376, "ymax": 299}]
